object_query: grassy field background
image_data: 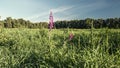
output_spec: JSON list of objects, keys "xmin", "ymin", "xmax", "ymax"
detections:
[{"xmin": 0, "ymin": 28, "xmax": 120, "ymax": 68}]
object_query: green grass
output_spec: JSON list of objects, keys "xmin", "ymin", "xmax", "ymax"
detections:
[{"xmin": 0, "ymin": 28, "xmax": 120, "ymax": 68}]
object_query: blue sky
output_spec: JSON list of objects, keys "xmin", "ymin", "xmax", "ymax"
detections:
[{"xmin": 0, "ymin": 0, "xmax": 120, "ymax": 22}]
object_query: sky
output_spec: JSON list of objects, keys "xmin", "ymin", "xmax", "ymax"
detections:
[{"xmin": 0, "ymin": 0, "xmax": 120, "ymax": 22}]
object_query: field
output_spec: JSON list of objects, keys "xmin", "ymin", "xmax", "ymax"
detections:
[{"xmin": 0, "ymin": 28, "xmax": 120, "ymax": 68}]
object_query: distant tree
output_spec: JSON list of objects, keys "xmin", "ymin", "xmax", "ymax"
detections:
[
  {"xmin": 4, "ymin": 17, "xmax": 12, "ymax": 28},
  {"xmin": 85, "ymin": 18, "xmax": 93, "ymax": 28},
  {"xmin": 1, "ymin": 17, "xmax": 120, "ymax": 29},
  {"xmin": 0, "ymin": 21, "xmax": 4, "ymax": 28}
]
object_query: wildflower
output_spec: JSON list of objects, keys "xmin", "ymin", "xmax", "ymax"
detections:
[
  {"xmin": 69, "ymin": 33, "xmax": 74, "ymax": 41},
  {"xmin": 48, "ymin": 11, "xmax": 54, "ymax": 40},
  {"xmin": 49, "ymin": 11, "xmax": 54, "ymax": 31}
]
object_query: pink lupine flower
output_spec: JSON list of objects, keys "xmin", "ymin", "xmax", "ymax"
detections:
[
  {"xmin": 69, "ymin": 33, "xmax": 74, "ymax": 41},
  {"xmin": 49, "ymin": 11, "xmax": 54, "ymax": 31}
]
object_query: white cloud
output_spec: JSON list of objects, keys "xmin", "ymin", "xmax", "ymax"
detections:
[
  {"xmin": 60, "ymin": 0, "xmax": 108, "ymax": 20},
  {"xmin": 25, "ymin": 0, "xmax": 108, "ymax": 22},
  {"xmin": 51, "ymin": 6, "xmax": 74, "ymax": 13},
  {"xmin": 25, "ymin": 5, "xmax": 74, "ymax": 22}
]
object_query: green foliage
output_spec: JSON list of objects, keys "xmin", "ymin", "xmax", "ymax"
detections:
[
  {"xmin": 0, "ymin": 17, "xmax": 48, "ymax": 29},
  {"xmin": 0, "ymin": 28, "xmax": 120, "ymax": 68},
  {"xmin": 55, "ymin": 18, "xmax": 120, "ymax": 29},
  {"xmin": 1, "ymin": 17, "xmax": 120, "ymax": 29}
]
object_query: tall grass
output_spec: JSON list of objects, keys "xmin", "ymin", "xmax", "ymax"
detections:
[{"xmin": 0, "ymin": 28, "xmax": 120, "ymax": 68}]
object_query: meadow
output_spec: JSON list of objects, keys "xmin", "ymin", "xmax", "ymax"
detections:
[{"xmin": 0, "ymin": 28, "xmax": 120, "ymax": 68}]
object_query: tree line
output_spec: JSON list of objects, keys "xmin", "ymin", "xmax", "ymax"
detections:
[
  {"xmin": 54, "ymin": 18, "xmax": 120, "ymax": 29},
  {"xmin": 0, "ymin": 17, "xmax": 48, "ymax": 28},
  {"xmin": 0, "ymin": 17, "xmax": 120, "ymax": 29}
]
